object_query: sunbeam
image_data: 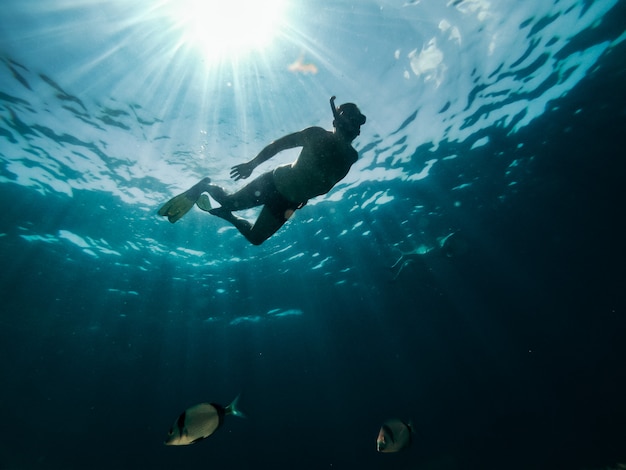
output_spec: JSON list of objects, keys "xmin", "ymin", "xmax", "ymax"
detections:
[{"xmin": 157, "ymin": 0, "xmax": 288, "ymax": 64}]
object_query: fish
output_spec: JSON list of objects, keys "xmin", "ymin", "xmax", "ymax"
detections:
[
  {"xmin": 376, "ymin": 418, "xmax": 413, "ymax": 453},
  {"xmin": 164, "ymin": 394, "xmax": 245, "ymax": 446}
]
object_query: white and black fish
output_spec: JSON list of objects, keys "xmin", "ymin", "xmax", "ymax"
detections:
[
  {"xmin": 164, "ymin": 395, "xmax": 245, "ymax": 446},
  {"xmin": 376, "ymin": 418, "xmax": 413, "ymax": 453}
]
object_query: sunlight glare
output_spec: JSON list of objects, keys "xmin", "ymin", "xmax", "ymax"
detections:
[{"xmin": 165, "ymin": 0, "xmax": 287, "ymax": 62}]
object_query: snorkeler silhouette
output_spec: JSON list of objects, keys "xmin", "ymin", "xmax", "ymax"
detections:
[
  {"xmin": 390, "ymin": 231, "xmax": 468, "ymax": 281},
  {"xmin": 158, "ymin": 96, "xmax": 366, "ymax": 245}
]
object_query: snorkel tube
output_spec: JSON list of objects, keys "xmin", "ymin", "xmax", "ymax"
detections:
[{"xmin": 330, "ymin": 95, "xmax": 339, "ymax": 119}]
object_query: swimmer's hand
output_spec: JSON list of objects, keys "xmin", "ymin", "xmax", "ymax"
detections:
[{"xmin": 230, "ymin": 162, "xmax": 254, "ymax": 181}]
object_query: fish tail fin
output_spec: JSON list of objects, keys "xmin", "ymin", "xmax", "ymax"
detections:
[{"xmin": 226, "ymin": 394, "xmax": 246, "ymax": 419}]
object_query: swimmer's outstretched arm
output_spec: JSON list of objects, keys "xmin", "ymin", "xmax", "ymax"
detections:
[{"xmin": 230, "ymin": 129, "xmax": 310, "ymax": 181}]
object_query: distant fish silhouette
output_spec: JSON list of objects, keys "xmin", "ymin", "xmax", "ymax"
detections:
[
  {"xmin": 390, "ymin": 245, "xmax": 432, "ymax": 281},
  {"xmin": 390, "ymin": 231, "xmax": 467, "ymax": 280}
]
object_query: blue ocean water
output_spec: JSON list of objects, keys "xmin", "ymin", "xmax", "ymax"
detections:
[{"xmin": 1, "ymin": 0, "xmax": 625, "ymax": 469}]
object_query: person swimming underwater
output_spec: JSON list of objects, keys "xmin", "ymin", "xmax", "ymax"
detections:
[{"xmin": 158, "ymin": 96, "xmax": 366, "ymax": 245}]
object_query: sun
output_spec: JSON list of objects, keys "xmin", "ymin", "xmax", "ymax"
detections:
[{"xmin": 162, "ymin": 0, "xmax": 287, "ymax": 63}]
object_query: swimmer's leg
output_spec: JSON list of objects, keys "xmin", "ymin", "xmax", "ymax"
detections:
[
  {"xmin": 207, "ymin": 173, "xmax": 274, "ymax": 212},
  {"xmin": 203, "ymin": 184, "xmax": 230, "ymax": 207},
  {"xmin": 210, "ymin": 205, "xmax": 286, "ymax": 246},
  {"xmin": 196, "ymin": 183, "xmax": 251, "ymax": 213},
  {"xmin": 195, "ymin": 183, "xmax": 243, "ymax": 214},
  {"xmin": 158, "ymin": 177, "xmax": 211, "ymax": 223}
]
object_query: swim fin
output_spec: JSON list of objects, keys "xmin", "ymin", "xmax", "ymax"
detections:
[
  {"xmin": 158, "ymin": 190, "xmax": 198, "ymax": 223},
  {"xmin": 195, "ymin": 194, "xmax": 212, "ymax": 212},
  {"xmin": 158, "ymin": 178, "xmax": 212, "ymax": 223}
]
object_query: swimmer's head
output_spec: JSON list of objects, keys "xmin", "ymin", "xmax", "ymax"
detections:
[{"xmin": 330, "ymin": 96, "xmax": 366, "ymax": 140}]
